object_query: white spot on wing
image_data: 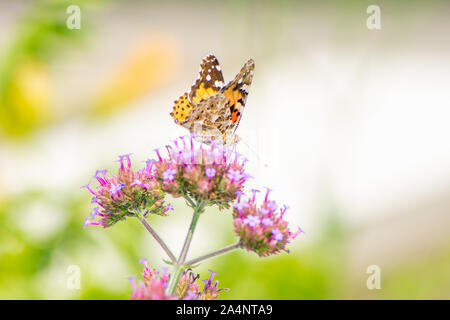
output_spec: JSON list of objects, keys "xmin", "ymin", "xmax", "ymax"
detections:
[{"xmin": 206, "ymin": 75, "xmax": 211, "ymax": 81}]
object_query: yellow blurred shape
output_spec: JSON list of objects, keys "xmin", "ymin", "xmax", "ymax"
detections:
[
  {"xmin": 93, "ymin": 32, "xmax": 179, "ymax": 116},
  {"xmin": 0, "ymin": 58, "xmax": 52, "ymax": 137}
]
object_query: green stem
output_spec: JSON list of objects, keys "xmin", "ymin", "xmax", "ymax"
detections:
[
  {"xmin": 183, "ymin": 191, "xmax": 196, "ymax": 208},
  {"xmin": 178, "ymin": 199, "xmax": 205, "ymax": 264},
  {"xmin": 184, "ymin": 241, "xmax": 242, "ymax": 266},
  {"xmin": 166, "ymin": 199, "xmax": 205, "ymax": 296},
  {"xmin": 166, "ymin": 264, "xmax": 185, "ymax": 296},
  {"xmin": 134, "ymin": 210, "xmax": 177, "ymax": 263}
]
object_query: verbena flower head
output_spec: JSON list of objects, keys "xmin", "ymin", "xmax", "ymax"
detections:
[
  {"xmin": 129, "ymin": 273, "xmax": 174, "ymax": 300},
  {"xmin": 233, "ymin": 188, "xmax": 303, "ymax": 257},
  {"xmin": 82, "ymin": 154, "xmax": 170, "ymax": 228},
  {"xmin": 152, "ymin": 135, "xmax": 249, "ymax": 209},
  {"xmin": 200, "ymin": 269, "xmax": 226, "ymax": 300},
  {"xmin": 129, "ymin": 259, "xmax": 227, "ymax": 300}
]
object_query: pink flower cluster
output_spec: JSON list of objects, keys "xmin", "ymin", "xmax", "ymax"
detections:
[
  {"xmin": 153, "ymin": 135, "xmax": 250, "ymax": 209},
  {"xmin": 83, "ymin": 136, "xmax": 302, "ymax": 259},
  {"xmin": 129, "ymin": 259, "xmax": 226, "ymax": 300},
  {"xmin": 233, "ymin": 188, "xmax": 303, "ymax": 257},
  {"xmin": 83, "ymin": 154, "xmax": 171, "ymax": 228}
]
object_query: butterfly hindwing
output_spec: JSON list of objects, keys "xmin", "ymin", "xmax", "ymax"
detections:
[
  {"xmin": 171, "ymin": 92, "xmax": 194, "ymax": 123},
  {"xmin": 181, "ymin": 93, "xmax": 228, "ymax": 132}
]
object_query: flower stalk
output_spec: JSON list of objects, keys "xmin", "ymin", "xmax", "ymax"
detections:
[
  {"xmin": 178, "ymin": 199, "xmax": 205, "ymax": 264},
  {"xmin": 167, "ymin": 198, "xmax": 205, "ymax": 295},
  {"xmin": 166, "ymin": 264, "xmax": 185, "ymax": 296},
  {"xmin": 134, "ymin": 209, "xmax": 177, "ymax": 263},
  {"xmin": 184, "ymin": 241, "xmax": 242, "ymax": 266}
]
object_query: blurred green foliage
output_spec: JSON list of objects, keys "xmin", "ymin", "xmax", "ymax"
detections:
[
  {"xmin": 0, "ymin": 0, "xmax": 100, "ymax": 138},
  {"xmin": 1, "ymin": 188, "xmax": 449, "ymax": 299}
]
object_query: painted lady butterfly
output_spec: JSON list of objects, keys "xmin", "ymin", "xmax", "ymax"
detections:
[{"xmin": 170, "ymin": 54, "xmax": 254, "ymax": 145}]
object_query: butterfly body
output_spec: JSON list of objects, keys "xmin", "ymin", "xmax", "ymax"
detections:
[{"xmin": 170, "ymin": 55, "xmax": 254, "ymax": 145}]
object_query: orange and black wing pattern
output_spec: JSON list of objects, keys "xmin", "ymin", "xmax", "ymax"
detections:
[
  {"xmin": 171, "ymin": 54, "xmax": 254, "ymax": 145},
  {"xmin": 171, "ymin": 55, "xmax": 224, "ymax": 123}
]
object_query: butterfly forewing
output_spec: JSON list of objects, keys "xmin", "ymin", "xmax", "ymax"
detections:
[
  {"xmin": 189, "ymin": 55, "xmax": 224, "ymax": 105},
  {"xmin": 221, "ymin": 59, "xmax": 255, "ymax": 128}
]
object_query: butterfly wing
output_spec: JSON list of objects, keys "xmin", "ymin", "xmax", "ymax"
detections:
[
  {"xmin": 180, "ymin": 93, "xmax": 229, "ymax": 137},
  {"xmin": 189, "ymin": 54, "xmax": 225, "ymax": 105},
  {"xmin": 170, "ymin": 55, "xmax": 224, "ymax": 124},
  {"xmin": 170, "ymin": 92, "xmax": 194, "ymax": 123},
  {"xmin": 220, "ymin": 59, "xmax": 255, "ymax": 133}
]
